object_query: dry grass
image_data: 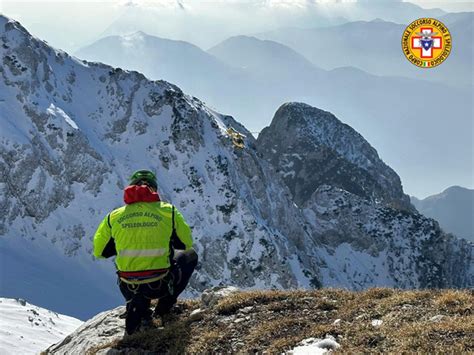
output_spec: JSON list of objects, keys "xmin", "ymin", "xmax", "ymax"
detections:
[
  {"xmin": 99, "ymin": 288, "xmax": 473, "ymax": 354},
  {"xmin": 434, "ymin": 289, "xmax": 473, "ymax": 314}
]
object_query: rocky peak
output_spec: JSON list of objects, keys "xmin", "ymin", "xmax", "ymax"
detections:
[{"xmin": 257, "ymin": 102, "xmax": 411, "ymax": 210}]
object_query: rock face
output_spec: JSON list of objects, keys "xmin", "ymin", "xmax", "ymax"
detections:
[
  {"xmin": 257, "ymin": 103, "xmax": 472, "ymax": 289},
  {"xmin": 45, "ymin": 306, "xmax": 126, "ymax": 354},
  {"xmin": 301, "ymin": 185, "xmax": 472, "ymax": 289},
  {"xmin": 257, "ymin": 102, "xmax": 411, "ymax": 210},
  {"xmin": 0, "ymin": 16, "xmax": 472, "ymax": 319}
]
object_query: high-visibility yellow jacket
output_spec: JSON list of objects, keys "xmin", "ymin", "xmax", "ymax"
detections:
[{"xmin": 93, "ymin": 196, "xmax": 192, "ymax": 272}]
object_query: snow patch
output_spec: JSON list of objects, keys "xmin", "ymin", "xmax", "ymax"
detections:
[
  {"xmin": 371, "ymin": 319, "xmax": 383, "ymax": 327},
  {"xmin": 46, "ymin": 103, "xmax": 79, "ymax": 129},
  {"xmin": 429, "ymin": 315, "xmax": 445, "ymax": 323},
  {"xmin": 0, "ymin": 298, "xmax": 82, "ymax": 355},
  {"xmin": 289, "ymin": 336, "xmax": 341, "ymax": 354}
]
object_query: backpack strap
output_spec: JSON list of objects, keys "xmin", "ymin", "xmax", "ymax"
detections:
[
  {"xmin": 107, "ymin": 213, "xmax": 112, "ymax": 228},
  {"xmin": 172, "ymin": 206, "xmax": 176, "ymax": 233},
  {"xmin": 170, "ymin": 205, "xmax": 186, "ymax": 250}
]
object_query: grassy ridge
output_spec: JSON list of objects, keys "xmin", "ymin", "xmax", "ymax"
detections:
[{"xmin": 91, "ymin": 288, "xmax": 473, "ymax": 354}]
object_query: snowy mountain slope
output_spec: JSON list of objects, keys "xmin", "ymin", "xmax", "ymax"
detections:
[
  {"xmin": 0, "ymin": 298, "xmax": 82, "ymax": 355},
  {"xmin": 0, "ymin": 15, "xmax": 311, "ymax": 318},
  {"xmin": 0, "ymin": 15, "xmax": 472, "ymax": 321},
  {"xmin": 411, "ymin": 186, "xmax": 474, "ymax": 242},
  {"xmin": 301, "ymin": 185, "xmax": 472, "ymax": 289}
]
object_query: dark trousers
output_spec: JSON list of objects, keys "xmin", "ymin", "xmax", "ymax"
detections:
[{"xmin": 119, "ymin": 249, "xmax": 198, "ymax": 335}]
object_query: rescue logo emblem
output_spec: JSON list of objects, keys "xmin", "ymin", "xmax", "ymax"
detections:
[{"xmin": 402, "ymin": 18, "xmax": 452, "ymax": 68}]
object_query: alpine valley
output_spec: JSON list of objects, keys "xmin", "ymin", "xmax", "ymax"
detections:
[{"xmin": 0, "ymin": 15, "xmax": 472, "ymax": 321}]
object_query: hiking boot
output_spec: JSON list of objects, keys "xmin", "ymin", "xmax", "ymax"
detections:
[
  {"xmin": 123, "ymin": 328, "xmax": 137, "ymax": 338},
  {"xmin": 159, "ymin": 312, "xmax": 175, "ymax": 327},
  {"xmin": 139, "ymin": 317, "xmax": 155, "ymax": 331},
  {"xmin": 159, "ymin": 303, "xmax": 187, "ymax": 326},
  {"xmin": 153, "ymin": 297, "xmax": 177, "ymax": 318},
  {"xmin": 166, "ymin": 303, "xmax": 184, "ymax": 315},
  {"xmin": 121, "ymin": 307, "xmax": 151, "ymax": 320}
]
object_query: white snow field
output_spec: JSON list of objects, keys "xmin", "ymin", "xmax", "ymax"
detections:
[{"xmin": 0, "ymin": 298, "xmax": 82, "ymax": 355}]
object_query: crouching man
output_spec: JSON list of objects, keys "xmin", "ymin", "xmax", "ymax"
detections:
[{"xmin": 93, "ymin": 170, "xmax": 198, "ymax": 335}]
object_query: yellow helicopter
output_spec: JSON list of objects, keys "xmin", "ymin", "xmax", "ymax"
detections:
[{"xmin": 226, "ymin": 127, "xmax": 246, "ymax": 149}]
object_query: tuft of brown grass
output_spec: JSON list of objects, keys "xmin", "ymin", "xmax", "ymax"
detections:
[
  {"xmin": 389, "ymin": 317, "xmax": 474, "ymax": 353},
  {"xmin": 187, "ymin": 329, "xmax": 221, "ymax": 353},
  {"xmin": 215, "ymin": 289, "xmax": 308, "ymax": 315},
  {"xmin": 434, "ymin": 289, "xmax": 473, "ymax": 314}
]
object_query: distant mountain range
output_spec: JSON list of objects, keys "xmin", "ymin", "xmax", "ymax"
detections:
[
  {"xmin": 208, "ymin": 35, "xmax": 319, "ymax": 78},
  {"xmin": 75, "ymin": 31, "xmax": 243, "ymax": 112},
  {"xmin": 256, "ymin": 13, "xmax": 473, "ymax": 88},
  {"xmin": 76, "ymin": 29, "xmax": 473, "ymax": 197},
  {"xmin": 412, "ymin": 186, "xmax": 474, "ymax": 242},
  {"xmin": 98, "ymin": 1, "xmax": 446, "ymax": 49}
]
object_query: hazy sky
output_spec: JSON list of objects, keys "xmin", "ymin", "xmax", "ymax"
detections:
[{"xmin": 1, "ymin": 0, "xmax": 471, "ymax": 52}]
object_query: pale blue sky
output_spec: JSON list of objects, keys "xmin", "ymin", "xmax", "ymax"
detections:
[{"xmin": 1, "ymin": 0, "xmax": 471, "ymax": 52}]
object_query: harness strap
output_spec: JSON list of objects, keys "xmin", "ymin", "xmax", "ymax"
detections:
[
  {"xmin": 120, "ymin": 273, "xmax": 168, "ymax": 285},
  {"xmin": 118, "ymin": 269, "xmax": 169, "ymax": 278}
]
